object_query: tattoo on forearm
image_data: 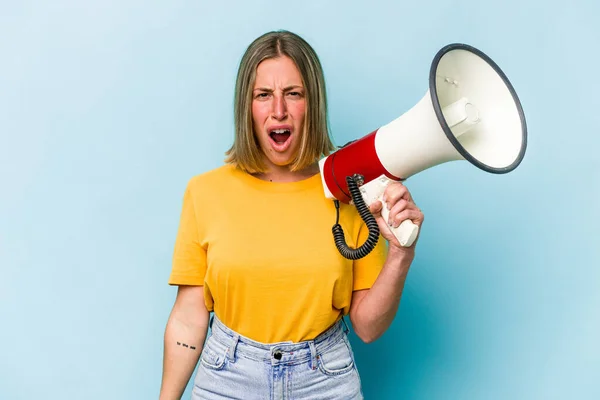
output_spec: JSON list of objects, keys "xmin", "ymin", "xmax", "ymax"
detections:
[{"xmin": 177, "ymin": 341, "xmax": 197, "ymax": 350}]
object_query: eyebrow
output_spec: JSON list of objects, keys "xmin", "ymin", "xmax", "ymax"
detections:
[{"xmin": 253, "ymin": 85, "xmax": 304, "ymax": 92}]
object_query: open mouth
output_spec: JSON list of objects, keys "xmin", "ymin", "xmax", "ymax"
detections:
[{"xmin": 269, "ymin": 128, "xmax": 291, "ymax": 144}]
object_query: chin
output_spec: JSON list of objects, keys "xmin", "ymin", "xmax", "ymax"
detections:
[
  {"xmin": 263, "ymin": 153, "xmax": 296, "ymax": 168},
  {"xmin": 269, "ymin": 159, "xmax": 294, "ymax": 168}
]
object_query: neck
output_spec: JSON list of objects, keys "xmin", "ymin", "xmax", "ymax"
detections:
[{"xmin": 254, "ymin": 163, "xmax": 319, "ymax": 183}]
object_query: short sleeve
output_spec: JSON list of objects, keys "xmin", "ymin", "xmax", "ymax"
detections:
[
  {"xmin": 168, "ymin": 181, "xmax": 207, "ymax": 286},
  {"xmin": 352, "ymin": 224, "xmax": 388, "ymax": 291}
]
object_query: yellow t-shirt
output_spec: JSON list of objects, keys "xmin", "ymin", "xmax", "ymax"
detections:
[{"xmin": 168, "ymin": 164, "xmax": 387, "ymax": 343}]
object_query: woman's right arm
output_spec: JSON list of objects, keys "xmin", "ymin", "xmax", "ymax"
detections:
[{"xmin": 159, "ymin": 285, "xmax": 210, "ymax": 400}]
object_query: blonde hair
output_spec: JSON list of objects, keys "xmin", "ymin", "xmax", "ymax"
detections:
[{"xmin": 224, "ymin": 30, "xmax": 335, "ymax": 173}]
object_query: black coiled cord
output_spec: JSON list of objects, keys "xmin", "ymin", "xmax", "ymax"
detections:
[{"xmin": 332, "ymin": 175, "xmax": 380, "ymax": 260}]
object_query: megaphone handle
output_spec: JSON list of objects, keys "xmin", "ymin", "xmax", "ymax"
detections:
[
  {"xmin": 380, "ymin": 201, "xmax": 420, "ymax": 247},
  {"xmin": 359, "ymin": 175, "xmax": 420, "ymax": 247}
]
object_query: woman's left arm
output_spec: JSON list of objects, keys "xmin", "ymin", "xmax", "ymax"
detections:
[{"xmin": 349, "ymin": 181, "xmax": 424, "ymax": 343}]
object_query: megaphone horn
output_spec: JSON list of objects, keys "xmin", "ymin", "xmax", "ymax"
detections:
[{"xmin": 320, "ymin": 43, "xmax": 527, "ymax": 259}]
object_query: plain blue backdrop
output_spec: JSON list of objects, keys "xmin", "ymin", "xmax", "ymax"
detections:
[{"xmin": 1, "ymin": 0, "xmax": 599, "ymax": 399}]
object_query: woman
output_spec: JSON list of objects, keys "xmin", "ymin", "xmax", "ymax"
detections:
[{"xmin": 159, "ymin": 30, "xmax": 424, "ymax": 400}]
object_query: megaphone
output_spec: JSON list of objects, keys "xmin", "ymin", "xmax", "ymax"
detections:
[{"xmin": 319, "ymin": 43, "xmax": 527, "ymax": 260}]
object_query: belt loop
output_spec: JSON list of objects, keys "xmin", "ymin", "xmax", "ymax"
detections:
[
  {"xmin": 309, "ymin": 341, "xmax": 317, "ymax": 370},
  {"xmin": 227, "ymin": 334, "xmax": 239, "ymax": 363},
  {"xmin": 209, "ymin": 313, "xmax": 214, "ymax": 329},
  {"xmin": 341, "ymin": 316, "xmax": 350, "ymax": 334}
]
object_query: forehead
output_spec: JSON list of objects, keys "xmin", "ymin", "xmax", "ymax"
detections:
[{"xmin": 254, "ymin": 56, "xmax": 303, "ymax": 87}]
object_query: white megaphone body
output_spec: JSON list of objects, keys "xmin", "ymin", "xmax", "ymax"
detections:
[{"xmin": 319, "ymin": 43, "xmax": 527, "ymax": 259}]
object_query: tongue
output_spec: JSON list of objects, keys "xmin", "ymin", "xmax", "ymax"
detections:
[{"xmin": 272, "ymin": 132, "xmax": 290, "ymax": 143}]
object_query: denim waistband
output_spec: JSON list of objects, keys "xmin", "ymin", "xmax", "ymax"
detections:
[{"xmin": 207, "ymin": 314, "xmax": 350, "ymax": 367}]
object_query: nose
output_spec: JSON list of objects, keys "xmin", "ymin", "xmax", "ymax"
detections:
[{"xmin": 271, "ymin": 94, "xmax": 287, "ymax": 120}]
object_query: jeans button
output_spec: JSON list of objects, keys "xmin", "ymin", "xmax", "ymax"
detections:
[{"xmin": 273, "ymin": 351, "xmax": 282, "ymax": 360}]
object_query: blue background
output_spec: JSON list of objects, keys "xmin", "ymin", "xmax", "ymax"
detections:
[{"xmin": 1, "ymin": 1, "xmax": 599, "ymax": 399}]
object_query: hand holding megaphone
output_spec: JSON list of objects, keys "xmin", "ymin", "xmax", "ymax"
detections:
[{"xmin": 359, "ymin": 175, "xmax": 420, "ymax": 248}]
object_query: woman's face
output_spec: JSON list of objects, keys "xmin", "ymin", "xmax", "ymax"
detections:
[{"xmin": 251, "ymin": 56, "xmax": 306, "ymax": 171}]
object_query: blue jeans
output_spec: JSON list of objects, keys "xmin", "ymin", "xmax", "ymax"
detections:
[{"xmin": 191, "ymin": 314, "xmax": 364, "ymax": 399}]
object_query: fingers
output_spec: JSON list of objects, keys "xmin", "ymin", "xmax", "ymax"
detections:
[
  {"xmin": 389, "ymin": 207, "xmax": 423, "ymax": 228},
  {"xmin": 382, "ymin": 182, "xmax": 413, "ymax": 206},
  {"xmin": 387, "ymin": 199, "xmax": 410, "ymax": 225},
  {"xmin": 369, "ymin": 200, "xmax": 383, "ymax": 216},
  {"xmin": 383, "ymin": 183, "xmax": 423, "ymax": 228}
]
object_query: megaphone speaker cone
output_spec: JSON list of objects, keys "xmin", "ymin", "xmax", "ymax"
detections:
[{"xmin": 430, "ymin": 43, "xmax": 527, "ymax": 174}]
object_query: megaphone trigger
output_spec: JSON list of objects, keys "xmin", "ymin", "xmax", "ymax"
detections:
[{"xmin": 359, "ymin": 175, "xmax": 420, "ymax": 247}]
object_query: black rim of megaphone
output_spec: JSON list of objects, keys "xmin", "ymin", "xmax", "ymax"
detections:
[{"xmin": 429, "ymin": 43, "xmax": 528, "ymax": 174}]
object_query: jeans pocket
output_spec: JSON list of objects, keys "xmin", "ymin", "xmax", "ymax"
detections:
[
  {"xmin": 200, "ymin": 336, "xmax": 228, "ymax": 371},
  {"xmin": 317, "ymin": 336, "xmax": 355, "ymax": 376}
]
